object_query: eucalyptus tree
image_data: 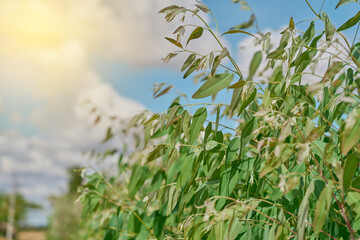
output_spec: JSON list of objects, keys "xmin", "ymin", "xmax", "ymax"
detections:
[{"xmin": 78, "ymin": 1, "xmax": 360, "ymax": 239}]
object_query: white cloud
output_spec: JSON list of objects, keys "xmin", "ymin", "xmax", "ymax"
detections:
[{"xmin": 0, "ymin": 0, "xmax": 222, "ymax": 225}]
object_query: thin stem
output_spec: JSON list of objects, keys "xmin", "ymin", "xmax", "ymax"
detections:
[
  {"xmin": 352, "ymin": 22, "xmax": 360, "ymax": 48},
  {"xmin": 208, "ymin": 9, "xmax": 220, "ymax": 37},
  {"xmin": 319, "ymin": 0, "xmax": 326, "ymax": 15},
  {"xmin": 188, "ymin": 9, "xmax": 243, "ymax": 78},
  {"xmin": 305, "ymin": 0, "xmax": 321, "ymax": 18},
  {"xmin": 181, "ymin": 49, "xmax": 238, "ymax": 74}
]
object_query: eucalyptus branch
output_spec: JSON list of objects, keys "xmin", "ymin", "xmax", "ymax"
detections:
[{"xmin": 187, "ymin": 9, "xmax": 243, "ymax": 78}]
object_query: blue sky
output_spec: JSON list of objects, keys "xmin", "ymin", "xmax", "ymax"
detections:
[{"xmin": 0, "ymin": 0, "xmax": 358, "ymax": 226}]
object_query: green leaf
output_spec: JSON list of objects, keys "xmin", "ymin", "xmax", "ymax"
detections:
[
  {"xmin": 211, "ymin": 55, "xmax": 221, "ymax": 76},
  {"xmin": 192, "ymin": 73, "xmax": 234, "ymax": 99},
  {"xmin": 189, "ymin": 107, "xmax": 207, "ymax": 144},
  {"xmin": 323, "ymin": 12, "xmax": 334, "ymax": 43},
  {"xmin": 303, "ymin": 21, "xmax": 315, "ymax": 45},
  {"xmin": 187, "ymin": 27, "xmax": 203, "ymax": 46},
  {"xmin": 267, "ymin": 49, "xmax": 285, "ymax": 60},
  {"xmin": 343, "ymin": 153, "xmax": 359, "ymax": 192},
  {"xmin": 221, "ymin": 29, "xmax": 257, "ymax": 38},
  {"xmin": 183, "ymin": 59, "xmax": 200, "ymax": 79},
  {"xmin": 226, "ymin": 138, "xmax": 240, "ymax": 163},
  {"xmin": 237, "ymin": 88, "xmax": 257, "ymax": 117},
  {"xmin": 347, "ymin": 191, "xmax": 360, "ymax": 215},
  {"xmin": 228, "ymin": 80, "xmax": 245, "ymax": 89},
  {"xmin": 181, "ymin": 54, "xmax": 196, "ymax": 72},
  {"xmin": 182, "ymin": 110, "xmax": 191, "ymax": 142},
  {"xmin": 147, "ymin": 145, "xmax": 168, "ymax": 163},
  {"xmin": 289, "ymin": 17, "xmax": 295, "ymax": 30},
  {"xmin": 165, "ymin": 37, "xmax": 183, "ymax": 48},
  {"xmin": 297, "ymin": 181, "xmax": 315, "ymax": 240},
  {"xmin": 314, "ymin": 184, "xmax": 332, "ymax": 235},
  {"xmin": 342, "ymin": 108, "xmax": 360, "ymax": 155},
  {"xmin": 180, "ymin": 154, "xmax": 194, "ymax": 187},
  {"xmin": 336, "ymin": 0, "xmax": 357, "ymax": 9},
  {"xmin": 248, "ymin": 51, "xmax": 262, "ymax": 80},
  {"xmin": 166, "ymin": 105, "xmax": 179, "ymax": 129},
  {"xmin": 338, "ymin": 11, "xmax": 360, "ymax": 31}
]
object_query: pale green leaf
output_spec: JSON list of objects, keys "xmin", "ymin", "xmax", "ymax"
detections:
[
  {"xmin": 189, "ymin": 107, "xmax": 207, "ymax": 144},
  {"xmin": 297, "ymin": 181, "xmax": 315, "ymax": 240},
  {"xmin": 192, "ymin": 73, "xmax": 234, "ymax": 99},
  {"xmin": 248, "ymin": 51, "xmax": 262, "ymax": 80},
  {"xmin": 342, "ymin": 108, "xmax": 360, "ymax": 155},
  {"xmin": 314, "ymin": 184, "xmax": 332, "ymax": 234}
]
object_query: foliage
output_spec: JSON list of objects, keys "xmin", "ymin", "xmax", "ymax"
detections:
[
  {"xmin": 78, "ymin": 1, "xmax": 360, "ymax": 239},
  {"xmin": 47, "ymin": 166, "xmax": 84, "ymax": 240},
  {"xmin": 0, "ymin": 193, "xmax": 41, "ymax": 236}
]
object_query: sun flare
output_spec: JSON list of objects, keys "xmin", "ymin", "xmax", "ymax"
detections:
[{"xmin": 0, "ymin": 1, "xmax": 70, "ymax": 49}]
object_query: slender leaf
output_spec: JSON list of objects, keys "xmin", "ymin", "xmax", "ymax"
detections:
[
  {"xmin": 189, "ymin": 107, "xmax": 207, "ymax": 144},
  {"xmin": 165, "ymin": 37, "xmax": 183, "ymax": 48},
  {"xmin": 192, "ymin": 73, "xmax": 234, "ymax": 99},
  {"xmin": 187, "ymin": 27, "xmax": 204, "ymax": 46},
  {"xmin": 342, "ymin": 108, "xmax": 360, "ymax": 155}
]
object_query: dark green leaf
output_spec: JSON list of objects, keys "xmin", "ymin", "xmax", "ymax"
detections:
[
  {"xmin": 228, "ymin": 80, "xmax": 246, "ymax": 89},
  {"xmin": 336, "ymin": 0, "xmax": 357, "ymax": 9},
  {"xmin": 183, "ymin": 59, "xmax": 201, "ymax": 79},
  {"xmin": 181, "ymin": 54, "xmax": 196, "ymax": 72},
  {"xmin": 165, "ymin": 37, "xmax": 183, "ymax": 48},
  {"xmin": 338, "ymin": 11, "xmax": 360, "ymax": 31},
  {"xmin": 187, "ymin": 27, "xmax": 203, "ymax": 46},
  {"xmin": 237, "ymin": 88, "xmax": 257, "ymax": 116},
  {"xmin": 289, "ymin": 17, "xmax": 295, "ymax": 30}
]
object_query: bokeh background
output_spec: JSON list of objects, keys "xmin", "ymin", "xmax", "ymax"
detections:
[{"xmin": 0, "ymin": 0, "xmax": 357, "ymax": 228}]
